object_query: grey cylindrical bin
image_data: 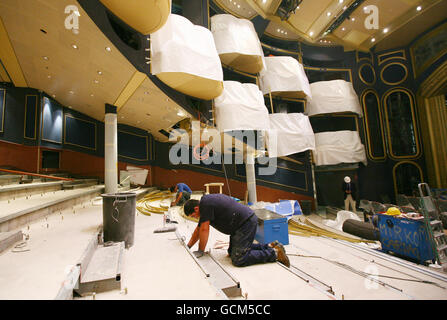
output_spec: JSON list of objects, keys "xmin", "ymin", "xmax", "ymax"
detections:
[{"xmin": 102, "ymin": 192, "xmax": 137, "ymax": 248}]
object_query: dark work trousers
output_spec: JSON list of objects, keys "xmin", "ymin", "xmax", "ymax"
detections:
[
  {"xmin": 177, "ymin": 192, "xmax": 191, "ymax": 206},
  {"xmin": 228, "ymin": 214, "xmax": 277, "ymax": 267}
]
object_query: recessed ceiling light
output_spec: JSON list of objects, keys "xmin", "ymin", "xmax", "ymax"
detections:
[
  {"xmin": 309, "ymin": 31, "xmax": 314, "ymax": 36},
  {"xmin": 90, "ymin": 94, "xmax": 94, "ymax": 97},
  {"xmin": 343, "ymin": 6, "xmax": 347, "ymax": 10},
  {"xmin": 47, "ymin": 75, "xmax": 51, "ymax": 79},
  {"xmin": 97, "ymin": 71, "xmax": 102, "ymax": 75},
  {"xmin": 43, "ymin": 56, "xmax": 49, "ymax": 60},
  {"xmin": 342, "ymin": 27, "xmax": 346, "ymax": 31},
  {"xmin": 339, "ymin": 0, "xmax": 344, "ymax": 3},
  {"xmin": 105, "ymin": 47, "xmax": 111, "ymax": 52},
  {"xmin": 94, "ymin": 80, "xmax": 99, "ymax": 84},
  {"xmin": 262, "ymin": 0, "xmax": 266, "ymax": 3},
  {"xmin": 371, "ymin": 38, "xmax": 376, "ymax": 42},
  {"xmin": 383, "ymin": 28, "xmax": 389, "ymax": 33},
  {"xmin": 351, "ymin": 17, "xmax": 355, "ymax": 21},
  {"xmin": 69, "ymin": 91, "xmax": 74, "ymax": 94},
  {"xmin": 71, "ymin": 44, "xmax": 78, "ymax": 49},
  {"xmin": 327, "ymin": 12, "xmax": 331, "ymax": 16},
  {"xmin": 68, "ymin": 106, "xmax": 72, "ymax": 109},
  {"xmin": 177, "ymin": 111, "xmax": 185, "ymax": 117},
  {"xmin": 52, "ymin": 94, "xmax": 56, "ymax": 98},
  {"xmin": 416, "ymin": 6, "xmax": 422, "ymax": 11}
]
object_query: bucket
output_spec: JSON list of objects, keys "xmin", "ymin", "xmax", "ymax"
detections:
[{"xmin": 101, "ymin": 192, "xmax": 137, "ymax": 248}]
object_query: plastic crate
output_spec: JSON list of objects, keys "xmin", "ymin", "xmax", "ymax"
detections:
[
  {"xmin": 254, "ymin": 209, "xmax": 289, "ymax": 245},
  {"xmin": 376, "ymin": 214, "xmax": 435, "ymax": 264}
]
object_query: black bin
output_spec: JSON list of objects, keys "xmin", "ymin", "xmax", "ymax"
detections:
[
  {"xmin": 300, "ymin": 200, "xmax": 312, "ymax": 215},
  {"xmin": 102, "ymin": 192, "xmax": 137, "ymax": 248}
]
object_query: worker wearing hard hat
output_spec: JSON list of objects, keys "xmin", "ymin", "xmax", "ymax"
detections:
[{"xmin": 342, "ymin": 176, "xmax": 357, "ymax": 213}]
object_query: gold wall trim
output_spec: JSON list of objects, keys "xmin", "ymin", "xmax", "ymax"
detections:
[
  {"xmin": 304, "ymin": 66, "xmax": 353, "ymax": 83},
  {"xmin": 392, "ymin": 160, "xmax": 424, "ymax": 200},
  {"xmin": 356, "ymin": 51, "xmax": 373, "ymax": 64},
  {"xmin": 361, "ymin": 89, "xmax": 386, "ymax": 161},
  {"xmin": 378, "ymin": 49, "xmax": 406, "ymax": 66},
  {"xmin": 261, "ymin": 42, "xmax": 300, "ymax": 56},
  {"xmin": 418, "ymin": 60, "xmax": 447, "ymax": 97},
  {"xmin": 410, "ymin": 21, "xmax": 447, "ymax": 79},
  {"xmin": 358, "ymin": 63, "xmax": 376, "ymax": 86},
  {"xmin": 118, "ymin": 129, "xmax": 149, "ymax": 161},
  {"xmin": 23, "ymin": 94, "xmax": 38, "ymax": 140},
  {"xmin": 63, "ymin": 114, "xmax": 97, "ymax": 151},
  {"xmin": 380, "ymin": 62, "xmax": 408, "ymax": 86},
  {"xmin": 382, "ymin": 88, "xmax": 421, "ymax": 160},
  {"xmin": 0, "ymin": 88, "xmax": 5, "ymax": 133}
]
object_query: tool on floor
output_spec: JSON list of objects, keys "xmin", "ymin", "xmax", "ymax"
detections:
[
  {"xmin": 153, "ymin": 212, "xmax": 177, "ymax": 233},
  {"xmin": 418, "ymin": 183, "xmax": 447, "ymax": 269}
]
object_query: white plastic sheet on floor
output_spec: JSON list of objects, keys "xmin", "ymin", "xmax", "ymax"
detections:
[
  {"xmin": 210, "ymin": 14, "xmax": 264, "ymax": 73},
  {"xmin": 313, "ymin": 130, "xmax": 367, "ymax": 166},
  {"xmin": 266, "ymin": 113, "xmax": 315, "ymax": 158},
  {"xmin": 259, "ymin": 56, "xmax": 312, "ymax": 99},
  {"xmin": 214, "ymin": 81, "xmax": 270, "ymax": 132},
  {"xmin": 322, "ymin": 210, "xmax": 361, "ymax": 231},
  {"xmin": 150, "ymin": 14, "xmax": 223, "ymax": 82},
  {"xmin": 306, "ymin": 80, "xmax": 362, "ymax": 116}
]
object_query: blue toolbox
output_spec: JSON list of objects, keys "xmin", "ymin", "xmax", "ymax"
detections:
[
  {"xmin": 376, "ymin": 214, "xmax": 435, "ymax": 264},
  {"xmin": 254, "ymin": 209, "xmax": 289, "ymax": 245}
]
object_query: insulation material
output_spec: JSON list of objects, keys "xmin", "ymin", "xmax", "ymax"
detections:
[
  {"xmin": 211, "ymin": 14, "xmax": 265, "ymax": 74},
  {"xmin": 266, "ymin": 113, "xmax": 315, "ymax": 158},
  {"xmin": 214, "ymin": 81, "xmax": 269, "ymax": 132},
  {"xmin": 313, "ymin": 130, "xmax": 367, "ymax": 166},
  {"xmin": 259, "ymin": 56, "xmax": 311, "ymax": 99},
  {"xmin": 322, "ymin": 210, "xmax": 361, "ymax": 231},
  {"xmin": 150, "ymin": 14, "xmax": 224, "ymax": 100},
  {"xmin": 306, "ymin": 80, "xmax": 363, "ymax": 117}
]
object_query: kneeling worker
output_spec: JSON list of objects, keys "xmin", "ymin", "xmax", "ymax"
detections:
[
  {"xmin": 183, "ymin": 194, "xmax": 290, "ymax": 267},
  {"xmin": 170, "ymin": 183, "xmax": 192, "ymax": 207}
]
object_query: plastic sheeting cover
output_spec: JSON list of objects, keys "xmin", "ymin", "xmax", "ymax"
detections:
[
  {"xmin": 214, "ymin": 81, "xmax": 269, "ymax": 132},
  {"xmin": 259, "ymin": 56, "xmax": 311, "ymax": 99},
  {"xmin": 150, "ymin": 14, "xmax": 223, "ymax": 82},
  {"xmin": 313, "ymin": 130, "xmax": 367, "ymax": 166},
  {"xmin": 323, "ymin": 210, "xmax": 361, "ymax": 231},
  {"xmin": 306, "ymin": 80, "xmax": 362, "ymax": 117},
  {"xmin": 267, "ymin": 113, "xmax": 315, "ymax": 158},
  {"xmin": 211, "ymin": 14, "xmax": 264, "ymax": 60}
]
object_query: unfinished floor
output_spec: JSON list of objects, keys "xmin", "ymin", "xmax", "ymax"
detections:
[{"xmin": 0, "ymin": 188, "xmax": 447, "ymax": 300}]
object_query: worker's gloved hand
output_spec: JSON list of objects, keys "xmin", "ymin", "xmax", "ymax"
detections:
[{"xmin": 193, "ymin": 250, "xmax": 204, "ymax": 258}]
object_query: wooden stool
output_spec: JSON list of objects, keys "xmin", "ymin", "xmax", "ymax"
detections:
[{"xmin": 204, "ymin": 183, "xmax": 224, "ymax": 195}]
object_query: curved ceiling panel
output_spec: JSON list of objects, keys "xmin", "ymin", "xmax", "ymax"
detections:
[{"xmin": 100, "ymin": 0, "xmax": 171, "ymax": 35}]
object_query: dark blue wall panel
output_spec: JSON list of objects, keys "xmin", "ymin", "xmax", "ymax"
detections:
[{"xmin": 41, "ymin": 96, "xmax": 63, "ymax": 145}]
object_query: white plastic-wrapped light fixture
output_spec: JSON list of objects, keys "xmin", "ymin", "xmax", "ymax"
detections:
[
  {"xmin": 150, "ymin": 14, "xmax": 224, "ymax": 100},
  {"xmin": 211, "ymin": 14, "xmax": 265, "ymax": 74},
  {"xmin": 312, "ymin": 130, "xmax": 367, "ymax": 166},
  {"xmin": 306, "ymin": 80, "xmax": 363, "ymax": 117},
  {"xmin": 214, "ymin": 81, "xmax": 269, "ymax": 132},
  {"xmin": 266, "ymin": 113, "xmax": 315, "ymax": 158},
  {"xmin": 259, "ymin": 56, "xmax": 312, "ymax": 99}
]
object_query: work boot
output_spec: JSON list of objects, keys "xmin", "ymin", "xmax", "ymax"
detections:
[
  {"xmin": 273, "ymin": 245, "xmax": 290, "ymax": 268},
  {"xmin": 269, "ymin": 240, "xmax": 286, "ymax": 253}
]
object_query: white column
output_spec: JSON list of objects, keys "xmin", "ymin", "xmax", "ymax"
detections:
[
  {"xmin": 245, "ymin": 152, "xmax": 257, "ymax": 203},
  {"xmin": 104, "ymin": 104, "xmax": 118, "ymax": 194}
]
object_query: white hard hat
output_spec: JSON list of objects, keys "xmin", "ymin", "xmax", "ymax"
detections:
[{"xmin": 344, "ymin": 176, "xmax": 351, "ymax": 183}]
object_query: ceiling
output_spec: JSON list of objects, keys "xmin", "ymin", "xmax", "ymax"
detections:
[
  {"xmin": 0, "ymin": 0, "xmax": 191, "ymax": 142},
  {"xmin": 0, "ymin": 0, "xmax": 445, "ymax": 150},
  {"xmin": 216, "ymin": 0, "xmax": 447, "ymax": 51}
]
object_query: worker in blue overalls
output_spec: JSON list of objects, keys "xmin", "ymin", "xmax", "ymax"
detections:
[
  {"xmin": 183, "ymin": 194, "xmax": 290, "ymax": 268},
  {"xmin": 170, "ymin": 183, "xmax": 192, "ymax": 207}
]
